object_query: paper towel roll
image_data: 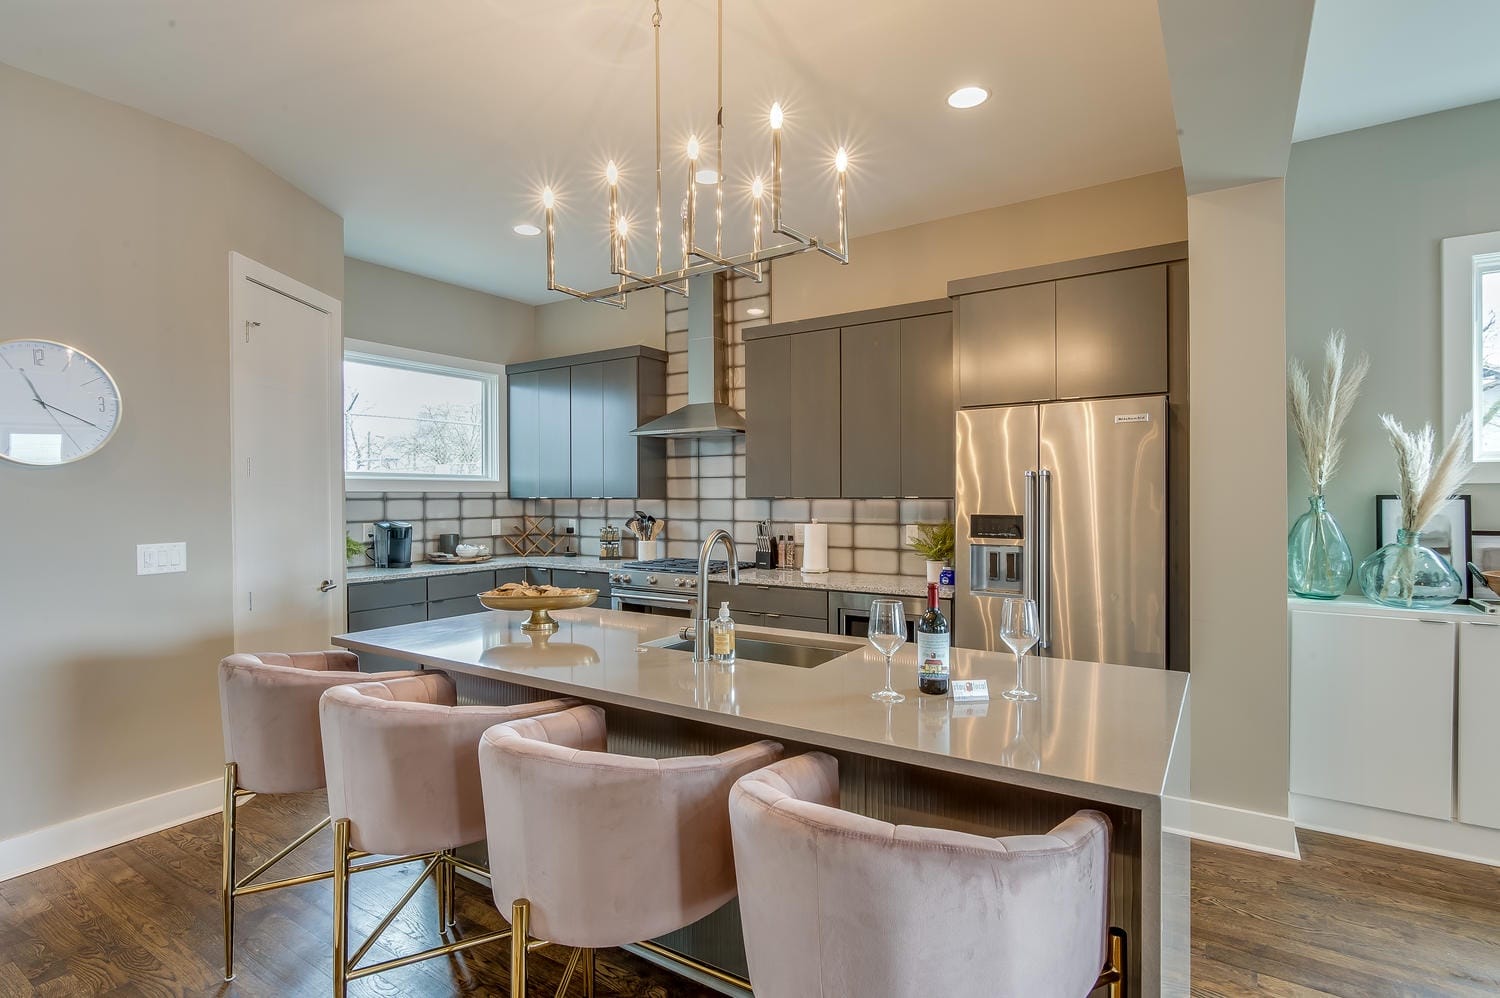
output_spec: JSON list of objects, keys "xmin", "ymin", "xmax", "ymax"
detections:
[{"xmin": 800, "ymin": 520, "xmax": 829, "ymax": 574}]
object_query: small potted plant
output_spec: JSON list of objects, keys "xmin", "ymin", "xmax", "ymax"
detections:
[{"xmin": 910, "ymin": 521, "xmax": 955, "ymax": 584}]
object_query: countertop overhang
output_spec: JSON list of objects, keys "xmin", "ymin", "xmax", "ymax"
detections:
[{"xmin": 334, "ymin": 607, "xmax": 1188, "ymax": 809}]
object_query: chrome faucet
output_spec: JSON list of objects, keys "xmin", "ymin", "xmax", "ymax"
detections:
[{"xmin": 685, "ymin": 528, "xmax": 739, "ymax": 662}]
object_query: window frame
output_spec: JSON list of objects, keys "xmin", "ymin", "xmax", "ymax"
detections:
[
  {"xmin": 1442, "ymin": 230, "xmax": 1500, "ymax": 484},
  {"xmin": 342, "ymin": 338, "xmax": 507, "ymax": 494}
]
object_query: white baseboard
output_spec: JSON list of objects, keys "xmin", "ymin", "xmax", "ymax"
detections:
[
  {"xmin": 1163, "ymin": 795, "xmax": 1301, "ymax": 858},
  {"xmin": 0, "ymin": 777, "xmax": 222, "ymax": 883},
  {"xmin": 1291, "ymin": 794, "xmax": 1500, "ymax": 867}
]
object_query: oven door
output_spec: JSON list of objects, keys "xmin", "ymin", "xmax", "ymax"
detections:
[{"xmin": 611, "ymin": 589, "xmax": 696, "ymax": 618}]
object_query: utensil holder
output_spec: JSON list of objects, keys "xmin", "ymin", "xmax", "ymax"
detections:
[{"xmin": 636, "ymin": 539, "xmax": 659, "ymax": 560}]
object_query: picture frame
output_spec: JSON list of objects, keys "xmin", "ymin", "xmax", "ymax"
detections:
[
  {"xmin": 1375, "ymin": 494, "xmax": 1473, "ymax": 599},
  {"xmin": 1472, "ymin": 530, "xmax": 1500, "ymax": 599}
]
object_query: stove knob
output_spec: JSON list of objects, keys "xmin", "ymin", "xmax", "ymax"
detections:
[
  {"xmin": 646, "ymin": 575, "xmax": 658, "ymax": 586},
  {"xmin": 677, "ymin": 578, "xmax": 693, "ymax": 588}
]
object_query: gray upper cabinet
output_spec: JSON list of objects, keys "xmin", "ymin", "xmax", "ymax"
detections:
[
  {"xmin": 507, "ymin": 347, "xmax": 667, "ymax": 499},
  {"xmin": 507, "ymin": 371, "xmax": 541, "ymax": 499},
  {"xmin": 955, "ymin": 281, "xmax": 1056, "ymax": 407},
  {"xmin": 1055, "ymin": 264, "xmax": 1167, "ymax": 399},
  {"xmin": 840, "ymin": 320, "xmax": 902, "ymax": 498},
  {"xmin": 569, "ymin": 361, "xmax": 605, "ymax": 498},
  {"xmin": 789, "ymin": 328, "xmax": 842, "ymax": 498},
  {"xmin": 746, "ymin": 335, "xmax": 792, "ymax": 498},
  {"xmin": 900, "ymin": 312, "xmax": 955, "ymax": 497},
  {"xmin": 536, "ymin": 366, "xmax": 572, "ymax": 497},
  {"xmin": 747, "ymin": 327, "xmax": 841, "ymax": 499}
]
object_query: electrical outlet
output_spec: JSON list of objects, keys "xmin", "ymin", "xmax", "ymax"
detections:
[
  {"xmin": 565, "ymin": 518, "xmax": 578, "ymax": 534},
  {"xmin": 137, "ymin": 542, "xmax": 187, "ymax": 575},
  {"xmin": 904, "ymin": 524, "xmax": 919, "ymax": 544},
  {"xmin": 361, "ymin": 523, "xmax": 375, "ymax": 541},
  {"xmin": 490, "ymin": 518, "xmax": 506, "ymax": 535}
]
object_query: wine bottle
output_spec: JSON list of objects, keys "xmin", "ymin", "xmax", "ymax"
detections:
[{"xmin": 916, "ymin": 582, "xmax": 950, "ymax": 695}]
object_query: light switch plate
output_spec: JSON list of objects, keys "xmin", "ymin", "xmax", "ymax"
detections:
[
  {"xmin": 904, "ymin": 524, "xmax": 920, "ymax": 544},
  {"xmin": 137, "ymin": 542, "xmax": 187, "ymax": 575},
  {"xmin": 490, "ymin": 518, "xmax": 506, "ymax": 535}
]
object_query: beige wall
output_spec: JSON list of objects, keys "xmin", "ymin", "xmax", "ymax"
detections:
[
  {"xmin": 0, "ymin": 63, "xmax": 344, "ymax": 842},
  {"xmin": 773, "ymin": 169, "xmax": 1189, "ymax": 322},
  {"xmin": 1187, "ymin": 179, "xmax": 1290, "ymax": 818},
  {"xmin": 534, "ymin": 288, "xmax": 666, "ymax": 358},
  {"xmin": 345, "ymin": 257, "xmax": 538, "ymax": 364},
  {"xmin": 1287, "ymin": 99, "xmax": 1500, "ymax": 552}
]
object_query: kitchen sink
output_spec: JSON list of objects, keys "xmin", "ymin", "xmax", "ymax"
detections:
[{"xmin": 647, "ymin": 635, "xmax": 850, "ymax": 669}]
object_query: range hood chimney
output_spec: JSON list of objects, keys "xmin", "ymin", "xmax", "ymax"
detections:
[{"xmin": 632, "ymin": 273, "xmax": 748, "ymax": 438}]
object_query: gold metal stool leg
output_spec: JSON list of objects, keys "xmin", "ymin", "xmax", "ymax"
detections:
[
  {"xmin": 581, "ymin": 947, "xmax": 595, "ymax": 998},
  {"xmin": 220, "ymin": 763, "xmax": 237, "ymax": 982},
  {"xmin": 510, "ymin": 898, "xmax": 530, "ymax": 998},
  {"xmin": 1111, "ymin": 926, "xmax": 1127, "ymax": 998},
  {"xmin": 332, "ymin": 818, "xmax": 352, "ymax": 998}
]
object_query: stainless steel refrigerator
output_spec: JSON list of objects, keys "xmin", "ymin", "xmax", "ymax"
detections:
[{"xmin": 955, "ymin": 395, "xmax": 1167, "ymax": 668}]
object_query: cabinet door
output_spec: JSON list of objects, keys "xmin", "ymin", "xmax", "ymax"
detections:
[
  {"xmin": 746, "ymin": 336, "xmax": 791, "ymax": 497},
  {"xmin": 507, "ymin": 371, "xmax": 541, "ymax": 498},
  {"xmin": 601, "ymin": 357, "xmax": 642, "ymax": 498},
  {"xmin": 900, "ymin": 312, "xmax": 955, "ymax": 498},
  {"xmin": 570, "ymin": 361, "xmax": 605, "ymax": 498},
  {"xmin": 955, "ymin": 282, "xmax": 1055, "ymax": 407},
  {"xmin": 553, "ymin": 568, "xmax": 610, "ymax": 600},
  {"xmin": 1055, "ymin": 265, "xmax": 1167, "ymax": 399},
  {"xmin": 1290, "ymin": 610, "xmax": 1455, "ymax": 819},
  {"xmin": 536, "ymin": 366, "xmax": 572, "ymax": 497},
  {"xmin": 1458, "ymin": 621, "xmax": 1500, "ymax": 829},
  {"xmin": 840, "ymin": 320, "xmax": 902, "ymax": 498},
  {"xmin": 789, "ymin": 328, "xmax": 842, "ymax": 497}
]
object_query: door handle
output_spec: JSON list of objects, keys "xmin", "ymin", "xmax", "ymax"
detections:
[
  {"xmin": 319, "ymin": 579, "xmax": 339, "ymax": 593},
  {"xmin": 1037, "ymin": 468, "xmax": 1051, "ymax": 650}
]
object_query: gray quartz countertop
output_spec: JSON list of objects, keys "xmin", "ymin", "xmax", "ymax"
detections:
[
  {"xmin": 348, "ymin": 558, "xmax": 938, "ymax": 598},
  {"xmin": 334, "ymin": 607, "xmax": 1189, "ymax": 806}
]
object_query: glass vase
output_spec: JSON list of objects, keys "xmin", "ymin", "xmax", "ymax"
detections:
[
  {"xmin": 1287, "ymin": 495, "xmax": 1353, "ymax": 599},
  {"xmin": 1357, "ymin": 529, "xmax": 1464, "ymax": 609}
]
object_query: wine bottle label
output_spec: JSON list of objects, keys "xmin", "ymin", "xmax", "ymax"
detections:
[{"xmin": 916, "ymin": 631, "xmax": 950, "ymax": 679}]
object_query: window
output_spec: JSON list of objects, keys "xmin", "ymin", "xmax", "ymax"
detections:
[
  {"xmin": 1443, "ymin": 231, "xmax": 1500, "ymax": 482},
  {"xmin": 343, "ymin": 339, "xmax": 504, "ymax": 489}
]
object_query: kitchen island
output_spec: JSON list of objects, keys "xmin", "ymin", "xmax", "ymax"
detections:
[{"xmin": 334, "ymin": 607, "xmax": 1189, "ymax": 996}]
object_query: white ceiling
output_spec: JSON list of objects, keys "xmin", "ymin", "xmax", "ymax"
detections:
[
  {"xmin": 1295, "ymin": 0, "xmax": 1500, "ymax": 142},
  {"xmin": 0, "ymin": 0, "xmax": 1181, "ymax": 305}
]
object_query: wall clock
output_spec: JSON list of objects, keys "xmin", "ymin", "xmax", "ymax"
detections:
[{"xmin": 0, "ymin": 339, "xmax": 122, "ymax": 466}]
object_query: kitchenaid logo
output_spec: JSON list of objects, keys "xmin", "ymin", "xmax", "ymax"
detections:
[{"xmin": 1114, "ymin": 413, "xmax": 1151, "ymax": 424}]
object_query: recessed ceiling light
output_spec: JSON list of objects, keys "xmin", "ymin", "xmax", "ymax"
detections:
[
  {"xmin": 746, "ymin": 306, "xmax": 766, "ymax": 317},
  {"xmin": 695, "ymin": 168, "xmax": 721, "ymax": 185},
  {"xmin": 513, "ymin": 223, "xmax": 541, "ymax": 236},
  {"xmin": 946, "ymin": 86, "xmax": 990, "ymax": 110}
]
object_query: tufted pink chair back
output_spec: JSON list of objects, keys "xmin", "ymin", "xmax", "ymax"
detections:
[
  {"xmin": 320, "ymin": 674, "xmax": 578, "ymax": 856},
  {"xmin": 478, "ymin": 704, "xmax": 783, "ymax": 948},
  {"xmin": 218, "ymin": 651, "xmax": 424, "ymax": 795},
  {"xmin": 729, "ymin": 752, "xmax": 1112, "ymax": 998}
]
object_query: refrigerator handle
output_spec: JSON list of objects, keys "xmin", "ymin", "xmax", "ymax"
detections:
[
  {"xmin": 1023, "ymin": 470, "xmax": 1037, "ymax": 605},
  {"xmin": 1037, "ymin": 468, "xmax": 1051, "ymax": 649}
]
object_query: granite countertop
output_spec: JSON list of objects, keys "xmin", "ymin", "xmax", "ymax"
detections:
[
  {"xmin": 334, "ymin": 607, "xmax": 1189, "ymax": 806},
  {"xmin": 348, "ymin": 557, "xmax": 938, "ymax": 598}
]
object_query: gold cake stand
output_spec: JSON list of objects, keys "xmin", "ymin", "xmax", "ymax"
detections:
[{"xmin": 477, "ymin": 590, "xmax": 599, "ymax": 633}]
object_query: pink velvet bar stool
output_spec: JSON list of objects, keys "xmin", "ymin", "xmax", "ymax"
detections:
[
  {"xmin": 319, "ymin": 673, "xmax": 579, "ymax": 997},
  {"xmin": 478, "ymin": 704, "xmax": 783, "ymax": 998},
  {"xmin": 729, "ymin": 753, "xmax": 1127, "ymax": 998},
  {"xmin": 217, "ymin": 650, "xmax": 425, "ymax": 981}
]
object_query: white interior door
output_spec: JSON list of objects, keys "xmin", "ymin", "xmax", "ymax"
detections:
[{"xmin": 230, "ymin": 254, "xmax": 343, "ymax": 652}]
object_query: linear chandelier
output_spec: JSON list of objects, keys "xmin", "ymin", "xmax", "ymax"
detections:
[{"xmin": 541, "ymin": 0, "xmax": 850, "ymax": 307}]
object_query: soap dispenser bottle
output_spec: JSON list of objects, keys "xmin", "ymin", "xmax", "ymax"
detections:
[{"xmin": 711, "ymin": 602, "xmax": 736, "ymax": 664}]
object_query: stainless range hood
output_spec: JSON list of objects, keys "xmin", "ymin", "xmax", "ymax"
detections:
[{"xmin": 632, "ymin": 274, "xmax": 748, "ymax": 439}]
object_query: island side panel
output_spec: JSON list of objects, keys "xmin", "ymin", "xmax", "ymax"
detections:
[{"xmin": 448, "ymin": 671, "xmax": 1150, "ymax": 996}]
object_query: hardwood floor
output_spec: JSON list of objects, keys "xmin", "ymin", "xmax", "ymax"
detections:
[
  {"xmin": 0, "ymin": 792, "xmax": 1496, "ymax": 996},
  {"xmin": 1191, "ymin": 831, "xmax": 1500, "ymax": 997}
]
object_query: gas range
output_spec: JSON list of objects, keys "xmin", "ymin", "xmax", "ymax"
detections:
[{"xmin": 608, "ymin": 558, "xmax": 756, "ymax": 594}]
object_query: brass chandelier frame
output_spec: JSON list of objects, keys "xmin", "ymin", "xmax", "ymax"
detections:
[{"xmin": 542, "ymin": 0, "xmax": 849, "ymax": 307}]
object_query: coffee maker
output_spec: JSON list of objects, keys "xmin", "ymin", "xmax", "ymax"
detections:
[{"xmin": 372, "ymin": 520, "xmax": 413, "ymax": 568}]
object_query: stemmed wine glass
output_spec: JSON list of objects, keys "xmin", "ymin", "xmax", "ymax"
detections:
[
  {"xmin": 867, "ymin": 598, "xmax": 906, "ymax": 703},
  {"xmin": 999, "ymin": 597, "xmax": 1040, "ymax": 702}
]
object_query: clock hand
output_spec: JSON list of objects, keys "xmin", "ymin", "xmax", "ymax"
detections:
[
  {"xmin": 18, "ymin": 370, "xmax": 46, "ymax": 408},
  {"xmin": 39, "ymin": 401, "xmax": 102, "ymax": 430}
]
